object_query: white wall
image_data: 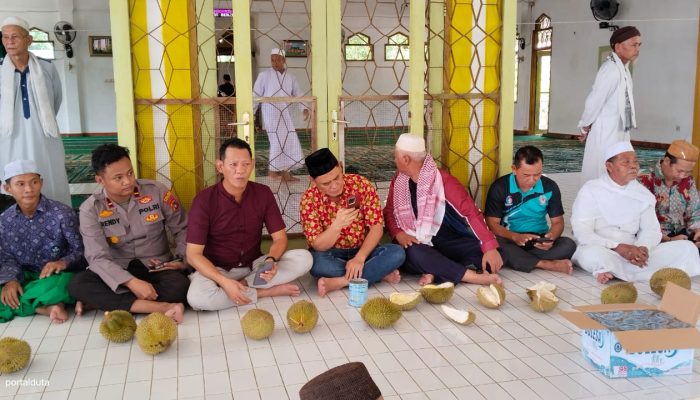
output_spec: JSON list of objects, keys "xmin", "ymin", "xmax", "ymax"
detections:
[
  {"xmin": 515, "ymin": 0, "xmax": 699, "ymax": 144},
  {"xmin": 0, "ymin": 0, "xmax": 116, "ymax": 134}
]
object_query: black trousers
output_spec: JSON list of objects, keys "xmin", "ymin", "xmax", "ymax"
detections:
[
  {"xmin": 498, "ymin": 236, "xmax": 577, "ymax": 272},
  {"xmin": 68, "ymin": 259, "xmax": 190, "ymax": 311}
]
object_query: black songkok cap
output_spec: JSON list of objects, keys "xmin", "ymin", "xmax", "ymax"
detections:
[
  {"xmin": 305, "ymin": 148, "xmax": 339, "ymax": 178},
  {"xmin": 610, "ymin": 26, "xmax": 640, "ymax": 48}
]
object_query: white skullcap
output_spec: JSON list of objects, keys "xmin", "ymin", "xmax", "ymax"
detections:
[
  {"xmin": 1, "ymin": 16, "xmax": 29, "ymax": 32},
  {"xmin": 604, "ymin": 141, "xmax": 635, "ymax": 161},
  {"xmin": 395, "ymin": 133, "xmax": 426, "ymax": 153},
  {"xmin": 3, "ymin": 160, "xmax": 39, "ymax": 181},
  {"xmin": 271, "ymin": 48, "xmax": 285, "ymax": 57}
]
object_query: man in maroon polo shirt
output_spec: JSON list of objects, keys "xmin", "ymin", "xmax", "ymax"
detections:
[{"xmin": 185, "ymin": 138, "xmax": 312, "ymax": 310}]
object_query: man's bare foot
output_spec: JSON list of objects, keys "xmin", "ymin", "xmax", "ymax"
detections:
[
  {"xmin": 462, "ymin": 270, "xmax": 502, "ymax": 285},
  {"xmin": 317, "ymin": 277, "xmax": 348, "ymax": 297},
  {"xmin": 537, "ymin": 259, "xmax": 574, "ymax": 274},
  {"xmin": 164, "ymin": 303, "xmax": 185, "ymax": 324},
  {"xmin": 382, "ymin": 270, "xmax": 401, "ymax": 284},
  {"xmin": 596, "ymin": 272, "xmax": 614, "ymax": 284},
  {"xmin": 418, "ymin": 273, "xmax": 434, "ymax": 286},
  {"xmin": 37, "ymin": 303, "xmax": 69, "ymax": 324},
  {"xmin": 259, "ymin": 283, "xmax": 301, "ymax": 298}
]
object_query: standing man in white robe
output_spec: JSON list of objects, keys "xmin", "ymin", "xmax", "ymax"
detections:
[
  {"xmin": 578, "ymin": 26, "xmax": 641, "ymax": 185},
  {"xmin": 253, "ymin": 48, "xmax": 309, "ymax": 182},
  {"xmin": 0, "ymin": 17, "xmax": 70, "ymax": 206},
  {"xmin": 571, "ymin": 141, "xmax": 700, "ymax": 284}
]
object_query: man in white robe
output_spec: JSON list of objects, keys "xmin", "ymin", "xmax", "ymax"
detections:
[
  {"xmin": 578, "ymin": 26, "xmax": 640, "ymax": 185},
  {"xmin": 0, "ymin": 17, "xmax": 70, "ymax": 206},
  {"xmin": 253, "ymin": 48, "xmax": 309, "ymax": 182},
  {"xmin": 571, "ymin": 141, "xmax": 700, "ymax": 284}
]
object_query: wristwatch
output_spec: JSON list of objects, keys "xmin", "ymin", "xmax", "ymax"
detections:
[{"xmin": 265, "ymin": 255, "xmax": 278, "ymax": 263}]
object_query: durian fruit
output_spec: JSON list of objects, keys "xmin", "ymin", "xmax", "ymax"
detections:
[
  {"xmin": 0, "ymin": 337, "xmax": 31, "ymax": 373},
  {"xmin": 135, "ymin": 312, "xmax": 178, "ymax": 355},
  {"xmin": 601, "ymin": 282, "xmax": 638, "ymax": 304},
  {"xmin": 389, "ymin": 292, "xmax": 423, "ymax": 310},
  {"xmin": 441, "ymin": 305, "xmax": 476, "ymax": 325},
  {"xmin": 526, "ymin": 281, "xmax": 557, "ymax": 301},
  {"xmin": 287, "ymin": 300, "xmax": 318, "ymax": 334},
  {"xmin": 100, "ymin": 310, "xmax": 136, "ymax": 343},
  {"xmin": 360, "ymin": 297, "xmax": 402, "ymax": 329},
  {"xmin": 529, "ymin": 288, "xmax": 559, "ymax": 312},
  {"xmin": 420, "ymin": 282, "xmax": 455, "ymax": 304},
  {"xmin": 650, "ymin": 268, "xmax": 691, "ymax": 297},
  {"xmin": 476, "ymin": 283, "xmax": 506, "ymax": 309},
  {"xmin": 241, "ymin": 309, "xmax": 275, "ymax": 340}
]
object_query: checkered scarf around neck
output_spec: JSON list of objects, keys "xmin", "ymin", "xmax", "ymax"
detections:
[{"xmin": 392, "ymin": 156, "xmax": 446, "ymax": 246}]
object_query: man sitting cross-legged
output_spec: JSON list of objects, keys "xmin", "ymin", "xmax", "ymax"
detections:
[
  {"xmin": 571, "ymin": 141, "xmax": 700, "ymax": 283},
  {"xmin": 69, "ymin": 144, "xmax": 190, "ymax": 323},
  {"xmin": 300, "ymin": 148, "xmax": 405, "ymax": 296},
  {"xmin": 383, "ymin": 134, "xmax": 504, "ymax": 286},
  {"xmin": 0, "ymin": 160, "xmax": 86, "ymax": 323},
  {"xmin": 485, "ymin": 145, "xmax": 576, "ymax": 275},
  {"xmin": 186, "ymin": 138, "xmax": 312, "ymax": 310}
]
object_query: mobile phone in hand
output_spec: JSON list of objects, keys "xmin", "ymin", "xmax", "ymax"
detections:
[
  {"xmin": 150, "ymin": 256, "xmax": 183, "ymax": 271},
  {"xmin": 535, "ymin": 237, "xmax": 554, "ymax": 243},
  {"xmin": 347, "ymin": 195, "xmax": 359, "ymax": 209},
  {"xmin": 253, "ymin": 261, "xmax": 274, "ymax": 286}
]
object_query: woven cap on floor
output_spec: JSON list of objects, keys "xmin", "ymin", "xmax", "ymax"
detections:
[{"xmin": 299, "ymin": 362, "xmax": 381, "ymax": 400}]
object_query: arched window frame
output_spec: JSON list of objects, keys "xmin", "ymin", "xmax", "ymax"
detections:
[
  {"xmin": 28, "ymin": 27, "xmax": 55, "ymax": 60},
  {"xmin": 534, "ymin": 14, "xmax": 552, "ymax": 50},
  {"xmin": 385, "ymin": 32, "xmax": 409, "ymax": 61},
  {"xmin": 344, "ymin": 33, "xmax": 373, "ymax": 61}
]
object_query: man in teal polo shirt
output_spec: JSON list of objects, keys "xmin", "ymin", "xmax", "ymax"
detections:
[{"xmin": 485, "ymin": 145, "xmax": 576, "ymax": 274}]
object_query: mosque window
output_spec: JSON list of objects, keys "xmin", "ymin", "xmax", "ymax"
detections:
[
  {"xmin": 385, "ymin": 32, "xmax": 409, "ymax": 61},
  {"xmin": 344, "ymin": 33, "xmax": 373, "ymax": 61},
  {"xmin": 534, "ymin": 15, "xmax": 552, "ymax": 50},
  {"xmin": 28, "ymin": 28, "xmax": 55, "ymax": 60}
]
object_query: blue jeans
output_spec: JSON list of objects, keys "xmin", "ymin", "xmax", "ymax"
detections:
[{"xmin": 310, "ymin": 244, "xmax": 406, "ymax": 284}]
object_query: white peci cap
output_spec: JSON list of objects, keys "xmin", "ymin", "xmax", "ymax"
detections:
[
  {"xmin": 395, "ymin": 133, "xmax": 426, "ymax": 153},
  {"xmin": 271, "ymin": 48, "xmax": 285, "ymax": 57},
  {"xmin": 3, "ymin": 160, "xmax": 40, "ymax": 181},
  {"xmin": 604, "ymin": 141, "xmax": 635, "ymax": 161},
  {"xmin": 0, "ymin": 16, "xmax": 29, "ymax": 32}
]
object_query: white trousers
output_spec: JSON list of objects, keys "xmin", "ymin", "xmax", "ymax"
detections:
[
  {"xmin": 572, "ymin": 241, "xmax": 700, "ymax": 282},
  {"xmin": 187, "ymin": 249, "xmax": 312, "ymax": 311}
]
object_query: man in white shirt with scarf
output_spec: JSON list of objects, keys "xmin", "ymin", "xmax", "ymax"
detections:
[
  {"xmin": 571, "ymin": 141, "xmax": 700, "ymax": 284},
  {"xmin": 0, "ymin": 17, "xmax": 70, "ymax": 206},
  {"xmin": 578, "ymin": 26, "xmax": 640, "ymax": 185}
]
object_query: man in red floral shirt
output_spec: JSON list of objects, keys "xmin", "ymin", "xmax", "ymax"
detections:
[
  {"xmin": 300, "ymin": 148, "xmax": 405, "ymax": 296},
  {"xmin": 638, "ymin": 140, "xmax": 700, "ymax": 244}
]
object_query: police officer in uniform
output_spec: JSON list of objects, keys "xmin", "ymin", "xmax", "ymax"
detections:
[{"xmin": 68, "ymin": 144, "xmax": 189, "ymax": 323}]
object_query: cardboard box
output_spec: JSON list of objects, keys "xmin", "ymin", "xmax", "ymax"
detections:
[{"xmin": 560, "ymin": 282, "xmax": 700, "ymax": 378}]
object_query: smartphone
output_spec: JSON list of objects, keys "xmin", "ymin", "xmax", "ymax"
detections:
[
  {"xmin": 347, "ymin": 195, "xmax": 359, "ymax": 209},
  {"xmin": 150, "ymin": 256, "xmax": 183, "ymax": 271},
  {"xmin": 534, "ymin": 237, "xmax": 554, "ymax": 243},
  {"xmin": 253, "ymin": 261, "xmax": 274, "ymax": 286}
]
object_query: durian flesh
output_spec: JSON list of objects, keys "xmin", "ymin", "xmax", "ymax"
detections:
[
  {"xmin": 389, "ymin": 292, "xmax": 422, "ymax": 310},
  {"xmin": 441, "ymin": 305, "xmax": 476, "ymax": 325},
  {"xmin": 526, "ymin": 281, "xmax": 557, "ymax": 301},
  {"xmin": 420, "ymin": 282, "xmax": 455, "ymax": 304},
  {"xmin": 529, "ymin": 288, "xmax": 559, "ymax": 312},
  {"xmin": 476, "ymin": 284, "xmax": 505, "ymax": 309}
]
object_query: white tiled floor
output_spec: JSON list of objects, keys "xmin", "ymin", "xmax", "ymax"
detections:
[{"xmin": 3, "ymin": 172, "xmax": 700, "ymax": 399}]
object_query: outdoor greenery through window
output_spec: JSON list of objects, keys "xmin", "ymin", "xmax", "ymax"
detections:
[
  {"xmin": 385, "ymin": 32, "xmax": 409, "ymax": 61},
  {"xmin": 344, "ymin": 33, "xmax": 372, "ymax": 61},
  {"xmin": 28, "ymin": 28, "xmax": 55, "ymax": 60}
]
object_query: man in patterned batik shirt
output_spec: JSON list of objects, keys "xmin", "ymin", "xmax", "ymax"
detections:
[
  {"xmin": 638, "ymin": 140, "xmax": 700, "ymax": 244},
  {"xmin": 0, "ymin": 160, "xmax": 85, "ymax": 323},
  {"xmin": 300, "ymin": 148, "xmax": 405, "ymax": 297}
]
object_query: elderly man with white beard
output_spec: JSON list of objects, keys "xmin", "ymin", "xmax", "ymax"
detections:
[{"xmin": 571, "ymin": 141, "xmax": 700, "ymax": 284}]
